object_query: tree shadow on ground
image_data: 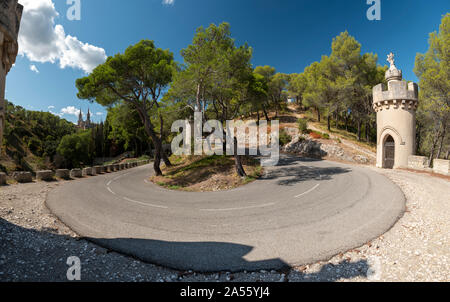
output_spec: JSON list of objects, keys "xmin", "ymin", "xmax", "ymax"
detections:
[
  {"xmin": 262, "ymin": 156, "xmax": 351, "ymax": 186},
  {"xmin": 288, "ymin": 259, "xmax": 371, "ymax": 282},
  {"xmin": 0, "ymin": 218, "xmax": 374, "ymax": 281}
]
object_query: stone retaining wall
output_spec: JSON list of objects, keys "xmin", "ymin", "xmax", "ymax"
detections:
[
  {"xmin": 36, "ymin": 170, "xmax": 54, "ymax": 181},
  {"xmin": 0, "ymin": 159, "xmax": 150, "ymax": 186},
  {"xmin": 82, "ymin": 167, "xmax": 93, "ymax": 176},
  {"xmin": 94, "ymin": 166, "xmax": 103, "ymax": 174},
  {"xmin": 408, "ymin": 156, "xmax": 430, "ymax": 170},
  {"xmin": 70, "ymin": 169, "xmax": 82, "ymax": 178},
  {"xmin": 433, "ymin": 159, "xmax": 450, "ymax": 176},
  {"xmin": 12, "ymin": 172, "xmax": 32, "ymax": 183},
  {"xmin": 55, "ymin": 169, "xmax": 70, "ymax": 179}
]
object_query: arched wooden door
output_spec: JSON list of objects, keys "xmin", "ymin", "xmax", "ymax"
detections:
[{"xmin": 383, "ymin": 135, "xmax": 395, "ymax": 169}]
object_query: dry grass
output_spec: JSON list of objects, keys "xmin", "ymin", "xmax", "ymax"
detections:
[{"xmin": 150, "ymin": 155, "xmax": 263, "ymax": 192}]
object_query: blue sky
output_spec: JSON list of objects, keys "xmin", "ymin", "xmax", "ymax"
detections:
[{"xmin": 7, "ymin": 0, "xmax": 449, "ymax": 124}]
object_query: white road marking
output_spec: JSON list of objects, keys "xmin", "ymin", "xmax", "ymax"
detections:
[
  {"xmin": 295, "ymin": 184, "xmax": 320, "ymax": 198},
  {"xmin": 107, "ymin": 187, "xmax": 117, "ymax": 195},
  {"xmin": 200, "ymin": 202, "xmax": 277, "ymax": 212},
  {"xmin": 123, "ymin": 197, "xmax": 168, "ymax": 209}
]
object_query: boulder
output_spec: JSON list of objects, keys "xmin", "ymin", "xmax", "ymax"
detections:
[
  {"xmin": 94, "ymin": 166, "xmax": 103, "ymax": 174},
  {"xmin": 82, "ymin": 167, "xmax": 93, "ymax": 176},
  {"xmin": 70, "ymin": 169, "xmax": 83, "ymax": 178},
  {"xmin": 56, "ymin": 169, "xmax": 70, "ymax": 179},
  {"xmin": 36, "ymin": 170, "xmax": 54, "ymax": 181},
  {"xmin": 12, "ymin": 172, "xmax": 33, "ymax": 183}
]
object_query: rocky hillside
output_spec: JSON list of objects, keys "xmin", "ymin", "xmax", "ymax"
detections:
[
  {"xmin": 282, "ymin": 127, "xmax": 375, "ymax": 165},
  {"xmin": 0, "ymin": 102, "xmax": 76, "ymax": 173}
]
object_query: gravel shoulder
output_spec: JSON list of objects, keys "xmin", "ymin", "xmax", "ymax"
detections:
[{"xmin": 0, "ymin": 167, "xmax": 449, "ymax": 282}]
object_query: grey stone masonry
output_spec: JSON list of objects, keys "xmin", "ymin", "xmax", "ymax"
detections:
[
  {"xmin": 113, "ymin": 164, "xmax": 120, "ymax": 171},
  {"xmin": 55, "ymin": 169, "xmax": 70, "ymax": 179},
  {"xmin": 433, "ymin": 159, "xmax": 450, "ymax": 176},
  {"xmin": 12, "ymin": 172, "xmax": 32, "ymax": 183},
  {"xmin": 82, "ymin": 167, "xmax": 93, "ymax": 176},
  {"xmin": 36, "ymin": 170, "xmax": 54, "ymax": 181},
  {"xmin": 408, "ymin": 156, "xmax": 430, "ymax": 170},
  {"xmin": 0, "ymin": 172, "xmax": 6, "ymax": 185},
  {"xmin": 94, "ymin": 166, "xmax": 103, "ymax": 174},
  {"xmin": 70, "ymin": 169, "xmax": 83, "ymax": 178}
]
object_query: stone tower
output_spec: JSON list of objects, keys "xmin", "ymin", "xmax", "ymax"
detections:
[
  {"xmin": 0, "ymin": 0, "xmax": 23, "ymax": 151},
  {"xmin": 373, "ymin": 53, "xmax": 419, "ymax": 169}
]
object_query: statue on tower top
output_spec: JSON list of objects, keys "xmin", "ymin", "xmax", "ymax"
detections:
[{"xmin": 387, "ymin": 52, "xmax": 396, "ymax": 70}]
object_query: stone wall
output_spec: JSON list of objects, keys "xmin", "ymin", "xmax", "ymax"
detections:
[
  {"xmin": 408, "ymin": 156, "xmax": 430, "ymax": 170},
  {"xmin": 433, "ymin": 159, "xmax": 450, "ymax": 176}
]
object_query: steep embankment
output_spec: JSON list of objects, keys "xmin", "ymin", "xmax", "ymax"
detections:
[{"xmin": 0, "ymin": 102, "xmax": 76, "ymax": 173}]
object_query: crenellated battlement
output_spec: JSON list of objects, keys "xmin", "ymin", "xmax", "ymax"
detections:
[
  {"xmin": 372, "ymin": 52, "xmax": 419, "ymax": 113},
  {"xmin": 372, "ymin": 81, "xmax": 419, "ymax": 112}
]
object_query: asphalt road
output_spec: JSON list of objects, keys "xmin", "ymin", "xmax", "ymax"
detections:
[{"xmin": 46, "ymin": 156, "xmax": 405, "ymax": 272}]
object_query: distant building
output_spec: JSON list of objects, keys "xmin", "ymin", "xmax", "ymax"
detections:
[{"xmin": 77, "ymin": 108, "xmax": 95, "ymax": 130}]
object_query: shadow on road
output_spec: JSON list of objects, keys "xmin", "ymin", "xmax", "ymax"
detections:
[
  {"xmin": 262, "ymin": 156, "xmax": 351, "ymax": 186},
  {"xmin": 1, "ymin": 218, "xmax": 373, "ymax": 281},
  {"xmin": 89, "ymin": 237, "xmax": 288, "ymax": 273}
]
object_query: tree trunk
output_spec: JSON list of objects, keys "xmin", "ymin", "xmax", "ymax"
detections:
[
  {"xmin": 335, "ymin": 113, "xmax": 339, "ymax": 129},
  {"xmin": 365, "ymin": 121, "xmax": 370, "ymax": 142},
  {"xmin": 327, "ymin": 114, "xmax": 331, "ymax": 132},
  {"xmin": 428, "ymin": 133, "xmax": 439, "ymax": 167},
  {"xmin": 137, "ymin": 109, "xmax": 164, "ymax": 176},
  {"xmin": 316, "ymin": 107, "xmax": 321, "ymax": 122},
  {"xmin": 262, "ymin": 105, "xmax": 270, "ymax": 121},
  {"xmin": 345, "ymin": 116, "xmax": 349, "ymax": 132},
  {"xmin": 162, "ymin": 151, "xmax": 172, "ymax": 167},
  {"xmin": 257, "ymin": 111, "xmax": 260, "ymax": 126},
  {"xmin": 436, "ymin": 127, "xmax": 446, "ymax": 159},
  {"xmin": 234, "ymin": 137, "xmax": 246, "ymax": 178},
  {"xmin": 357, "ymin": 120, "xmax": 362, "ymax": 141}
]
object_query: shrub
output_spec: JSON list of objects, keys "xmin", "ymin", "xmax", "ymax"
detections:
[
  {"xmin": 279, "ymin": 129, "xmax": 292, "ymax": 146},
  {"xmin": 297, "ymin": 119, "xmax": 309, "ymax": 134}
]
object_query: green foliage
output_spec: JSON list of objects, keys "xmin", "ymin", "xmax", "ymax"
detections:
[
  {"xmin": 279, "ymin": 129, "xmax": 292, "ymax": 147},
  {"xmin": 297, "ymin": 118, "xmax": 309, "ymax": 134},
  {"xmin": 1, "ymin": 102, "xmax": 76, "ymax": 171},
  {"xmin": 414, "ymin": 13, "xmax": 450, "ymax": 159},
  {"xmin": 57, "ymin": 130, "xmax": 95, "ymax": 168},
  {"xmin": 107, "ymin": 104, "xmax": 151, "ymax": 156},
  {"xmin": 170, "ymin": 22, "xmax": 254, "ymax": 123}
]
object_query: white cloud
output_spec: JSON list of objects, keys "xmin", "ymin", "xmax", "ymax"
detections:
[
  {"xmin": 48, "ymin": 105, "xmax": 55, "ymax": 109},
  {"xmin": 96, "ymin": 112, "xmax": 103, "ymax": 116},
  {"xmin": 30, "ymin": 64, "xmax": 39, "ymax": 73},
  {"xmin": 162, "ymin": 0, "xmax": 175, "ymax": 5},
  {"xmin": 18, "ymin": 0, "xmax": 107, "ymax": 73},
  {"xmin": 61, "ymin": 106, "xmax": 82, "ymax": 117}
]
